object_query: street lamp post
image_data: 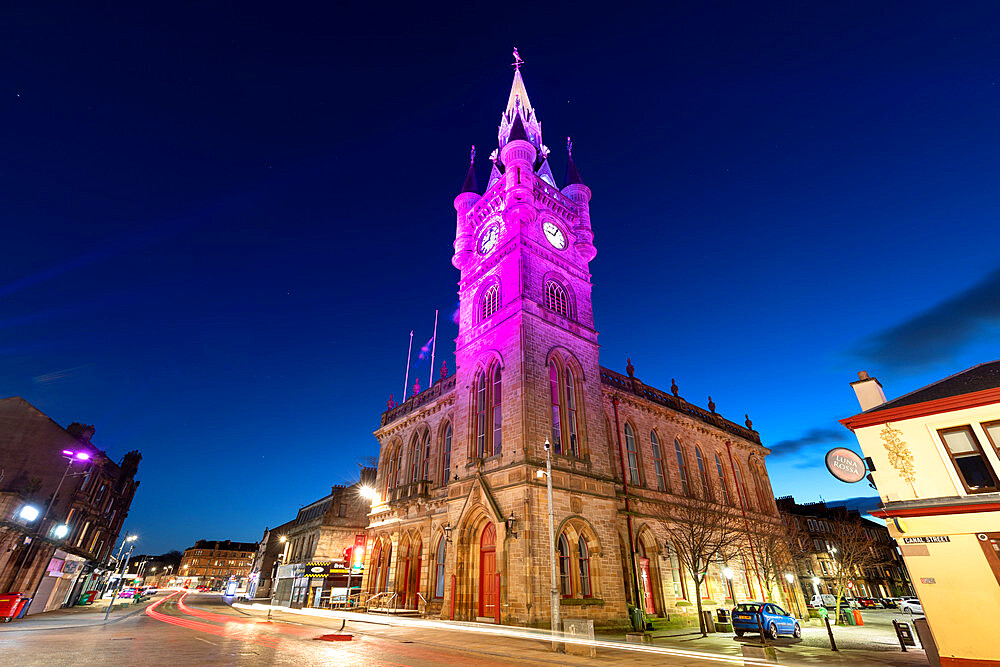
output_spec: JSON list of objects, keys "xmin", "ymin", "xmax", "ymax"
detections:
[
  {"xmin": 6, "ymin": 450, "xmax": 91, "ymax": 593},
  {"xmin": 536, "ymin": 439, "xmax": 560, "ymax": 649},
  {"xmin": 104, "ymin": 536, "xmax": 137, "ymax": 622}
]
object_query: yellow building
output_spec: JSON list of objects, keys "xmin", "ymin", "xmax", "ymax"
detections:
[{"xmin": 842, "ymin": 362, "xmax": 1000, "ymax": 666}]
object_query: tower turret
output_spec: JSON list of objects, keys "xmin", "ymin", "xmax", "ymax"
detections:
[
  {"xmin": 562, "ymin": 137, "xmax": 595, "ymax": 261},
  {"xmin": 452, "ymin": 145, "xmax": 480, "ymax": 270}
]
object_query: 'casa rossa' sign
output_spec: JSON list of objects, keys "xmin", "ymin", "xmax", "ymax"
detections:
[{"xmin": 825, "ymin": 447, "xmax": 866, "ymax": 483}]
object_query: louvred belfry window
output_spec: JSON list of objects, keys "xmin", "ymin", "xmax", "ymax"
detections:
[
  {"xmin": 475, "ymin": 365, "xmax": 503, "ymax": 458},
  {"xmin": 549, "ymin": 362, "xmax": 562, "ymax": 453},
  {"xmin": 544, "ymin": 280, "xmax": 570, "ymax": 317},
  {"xmin": 565, "ymin": 369, "xmax": 578, "ymax": 456},
  {"xmin": 481, "ymin": 284, "xmax": 501, "ymax": 320}
]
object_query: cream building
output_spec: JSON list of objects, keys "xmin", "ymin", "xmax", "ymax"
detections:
[{"xmin": 842, "ymin": 362, "xmax": 1000, "ymax": 666}]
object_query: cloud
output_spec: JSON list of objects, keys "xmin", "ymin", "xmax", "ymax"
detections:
[
  {"xmin": 769, "ymin": 426, "xmax": 847, "ymax": 458},
  {"xmin": 855, "ymin": 267, "xmax": 1000, "ymax": 373}
]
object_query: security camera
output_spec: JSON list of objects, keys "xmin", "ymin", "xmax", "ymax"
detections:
[{"xmin": 543, "ymin": 439, "xmax": 550, "ymax": 452}]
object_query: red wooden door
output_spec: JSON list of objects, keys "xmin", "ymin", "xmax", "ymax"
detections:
[
  {"xmin": 639, "ymin": 557, "xmax": 656, "ymax": 614},
  {"xmin": 478, "ymin": 523, "xmax": 496, "ymax": 618}
]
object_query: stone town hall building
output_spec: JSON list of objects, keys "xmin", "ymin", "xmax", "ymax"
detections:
[{"xmin": 362, "ymin": 63, "xmax": 780, "ymax": 627}]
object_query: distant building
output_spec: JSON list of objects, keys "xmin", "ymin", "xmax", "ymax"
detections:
[
  {"xmin": 775, "ymin": 496, "xmax": 912, "ymax": 602},
  {"xmin": 0, "ymin": 397, "xmax": 140, "ymax": 613},
  {"xmin": 271, "ymin": 469, "xmax": 374, "ymax": 608},
  {"xmin": 247, "ymin": 520, "xmax": 294, "ymax": 600},
  {"xmin": 179, "ymin": 539, "xmax": 256, "ymax": 590},
  {"xmin": 842, "ymin": 363, "xmax": 1000, "ymax": 665}
]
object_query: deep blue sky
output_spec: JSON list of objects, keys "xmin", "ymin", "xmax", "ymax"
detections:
[{"xmin": 3, "ymin": 2, "xmax": 1000, "ymax": 554}]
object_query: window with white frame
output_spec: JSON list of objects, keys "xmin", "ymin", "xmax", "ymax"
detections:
[
  {"xmin": 481, "ymin": 283, "xmax": 501, "ymax": 321},
  {"xmin": 544, "ymin": 280, "xmax": 570, "ymax": 317}
]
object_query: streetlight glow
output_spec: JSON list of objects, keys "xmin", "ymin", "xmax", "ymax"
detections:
[
  {"xmin": 812, "ymin": 576, "xmax": 821, "ymax": 585},
  {"xmin": 784, "ymin": 572, "xmax": 794, "ymax": 583},
  {"xmin": 53, "ymin": 524, "xmax": 70, "ymax": 539},
  {"xmin": 723, "ymin": 567, "xmax": 734, "ymax": 580},
  {"xmin": 75, "ymin": 452, "xmax": 91, "ymax": 460},
  {"xmin": 358, "ymin": 485, "xmax": 377, "ymax": 501},
  {"xmin": 19, "ymin": 505, "xmax": 40, "ymax": 522}
]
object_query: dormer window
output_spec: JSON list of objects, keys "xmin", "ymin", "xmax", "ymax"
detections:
[
  {"xmin": 544, "ymin": 280, "xmax": 570, "ymax": 317},
  {"xmin": 481, "ymin": 284, "xmax": 501, "ymax": 321}
]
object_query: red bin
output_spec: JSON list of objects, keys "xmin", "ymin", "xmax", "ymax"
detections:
[
  {"xmin": 13, "ymin": 597, "xmax": 31, "ymax": 619},
  {"xmin": 0, "ymin": 593, "xmax": 23, "ymax": 622},
  {"xmin": 852, "ymin": 609, "xmax": 864, "ymax": 626}
]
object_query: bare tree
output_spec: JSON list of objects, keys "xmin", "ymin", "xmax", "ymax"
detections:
[
  {"xmin": 827, "ymin": 517, "xmax": 888, "ymax": 623},
  {"xmin": 662, "ymin": 498, "xmax": 746, "ymax": 636},
  {"xmin": 752, "ymin": 517, "xmax": 806, "ymax": 614}
]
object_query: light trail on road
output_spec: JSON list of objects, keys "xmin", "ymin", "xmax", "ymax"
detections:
[{"xmin": 236, "ymin": 602, "xmax": 784, "ymax": 666}]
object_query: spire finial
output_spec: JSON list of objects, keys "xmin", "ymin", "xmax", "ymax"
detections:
[
  {"xmin": 512, "ymin": 47, "xmax": 523, "ymax": 71},
  {"xmin": 745, "ymin": 414, "xmax": 754, "ymax": 430},
  {"xmin": 567, "ymin": 136, "xmax": 573, "ymax": 156},
  {"xmin": 626, "ymin": 358, "xmax": 634, "ymax": 378},
  {"xmin": 470, "ymin": 145, "xmax": 476, "ymax": 165},
  {"xmin": 671, "ymin": 378, "xmax": 679, "ymax": 397},
  {"xmin": 708, "ymin": 396, "xmax": 716, "ymax": 414}
]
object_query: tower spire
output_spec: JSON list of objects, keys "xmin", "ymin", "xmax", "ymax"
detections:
[
  {"xmin": 565, "ymin": 136, "xmax": 584, "ymax": 185},
  {"xmin": 460, "ymin": 145, "xmax": 478, "ymax": 193},
  {"xmin": 498, "ymin": 49, "xmax": 542, "ymax": 150}
]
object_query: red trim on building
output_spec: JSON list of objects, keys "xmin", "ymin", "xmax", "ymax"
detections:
[
  {"xmin": 840, "ymin": 387, "xmax": 1000, "ymax": 431},
  {"xmin": 872, "ymin": 502, "xmax": 1000, "ymax": 519}
]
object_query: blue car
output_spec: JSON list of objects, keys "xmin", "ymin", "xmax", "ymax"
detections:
[{"xmin": 731, "ymin": 602, "xmax": 801, "ymax": 639}]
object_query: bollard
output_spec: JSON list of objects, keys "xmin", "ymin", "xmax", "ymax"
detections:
[{"xmin": 824, "ymin": 615, "xmax": 838, "ymax": 652}]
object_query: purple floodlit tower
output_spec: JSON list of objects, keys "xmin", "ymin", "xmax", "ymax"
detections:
[{"xmin": 367, "ymin": 57, "xmax": 778, "ymax": 628}]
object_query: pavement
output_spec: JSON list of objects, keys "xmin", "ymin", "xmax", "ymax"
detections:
[
  {"xmin": 0, "ymin": 591, "xmax": 931, "ymax": 666},
  {"xmin": 0, "ymin": 593, "xmax": 159, "ymax": 631}
]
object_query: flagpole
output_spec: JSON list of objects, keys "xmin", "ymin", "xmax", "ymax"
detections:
[
  {"xmin": 429, "ymin": 310, "xmax": 438, "ymax": 387},
  {"xmin": 402, "ymin": 330, "xmax": 414, "ymax": 401}
]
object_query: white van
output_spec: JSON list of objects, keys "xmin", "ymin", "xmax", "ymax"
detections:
[{"xmin": 810, "ymin": 593, "xmax": 836, "ymax": 607}]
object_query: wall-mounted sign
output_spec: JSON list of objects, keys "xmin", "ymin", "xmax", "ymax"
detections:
[
  {"xmin": 920, "ymin": 577, "xmax": 936, "ymax": 584},
  {"xmin": 304, "ymin": 562, "xmax": 333, "ymax": 578},
  {"xmin": 825, "ymin": 447, "xmax": 867, "ymax": 483},
  {"xmin": 903, "ymin": 536, "xmax": 950, "ymax": 544}
]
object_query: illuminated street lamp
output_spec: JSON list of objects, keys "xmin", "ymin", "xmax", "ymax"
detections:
[
  {"xmin": 53, "ymin": 524, "xmax": 70, "ymax": 539},
  {"xmin": 6, "ymin": 448, "xmax": 92, "ymax": 593},
  {"xmin": 536, "ymin": 438, "xmax": 559, "ymax": 648},
  {"xmin": 18, "ymin": 505, "xmax": 40, "ymax": 522},
  {"xmin": 358, "ymin": 486, "xmax": 377, "ymax": 502},
  {"xmin": 723, "ymin": 567, "xmax": 736, "ymax": 602}
]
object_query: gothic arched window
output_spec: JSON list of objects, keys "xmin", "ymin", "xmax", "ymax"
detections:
[
  {"xmin": 434, "ymin": 537, "xmax": 446, "ymax": 598},
  {"xmin": 475, "ymin": 365, "xmax": 502, "ymax": 458},
  {"xmin": 544, "ymin": 280, "xmax": 570, "ymax": 317},
  {"xmin": 549, "ymin": 362, "xmax": 562, "ymax": 453},
  {"xmin": 421, "ymin": 430, "xmax": 431, "ymax": 482},
  {"xmin": 695, "ymin": 446, "xmax": 712, "ymax": 500},
  {"xmin": 440, "ymin": 422, "xmax": 452, "ymax": 486},
  {"xmin": 565, "ymin": 368, "xmax": 579, "ymax": 456},
  {"xmin": 715, "ymin": 453, "xmax": 731, "ymax": 505},
  {"xmin": 674, "ymin": 439, "xmax": 691, "ymax": 497},
  {"xmin": 651, "ymin": 431, "xmax": 665, "ymax": 491},
  {"xmin": 624, "ymin": 423, "xmax": 640, "ymax": 486},
  {"xmin": 409, "ymin": 434, "xmax": 421, "ymax": 483},
  {"xmin": 734, "ymin": 461, "xmax": 750, "ymax": 510},
  {"xmin": 558, "ymin": 534, "xmax": 572, "ymax": 597},
  {"xmin": 578, "ymin": 536, "xmax": 592, "ymax": 597},
  {"xmin": 481, "ymin": 283, "xmax": 501, "ymax": 321}
]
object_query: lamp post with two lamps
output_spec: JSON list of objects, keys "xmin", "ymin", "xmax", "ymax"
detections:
[
  {"xmin": 5, "ymin": 449, "xmax": 92, "ymax": 593},
  {"xmin": 535, "ymin": 438, "xmax": 560, "ymax": 648},
  {"xmin": 104, "ymin": 534, "xmax": 137, "ymax": 621}
]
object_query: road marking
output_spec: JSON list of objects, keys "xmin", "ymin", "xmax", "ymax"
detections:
[{"xmin": 194, "ymin": 637, "xmax": 217, "ymax": 646}]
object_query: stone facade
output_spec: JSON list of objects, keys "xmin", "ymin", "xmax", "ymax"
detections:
[
  {"xmin": 362, "ymin": 65, "xmax": 781, "ymax": 629},
  {"xmin": 0, "ymin": 397, "xmax": 140, "ymax": 606},
  {"xmin": 179, "ymin": 539, "xmax": 256, "ymax": 588}
]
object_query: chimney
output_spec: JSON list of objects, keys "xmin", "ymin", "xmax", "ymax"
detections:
[
  {"xmin": 66, "ymin": 423, "xmax": 96, "ymax": 444},
  {"xmin": 851, "ymin": 371, "xmax": 887, "ymax": 411}
]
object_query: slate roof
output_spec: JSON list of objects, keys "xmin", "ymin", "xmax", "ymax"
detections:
[{"xmin": 865, "ymin": 360, "xmax": 1000, "ymax": 413}]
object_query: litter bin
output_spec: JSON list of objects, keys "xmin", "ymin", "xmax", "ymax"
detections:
[
  {"xmin": 852, "ymin": 609, "xmax": 863, "ymax": 626},
  {"xmin": 839, "ymin": 608, "xmax": 855, "ymax": 626},
  {"xmin": 628, "ymin": 606, "xmax": 645, "ymax": 631},
  {"xmin": 717, "ymin": 608, "xmax": 730, "ymax": 623},
  {"xmin": 14, "ymin": 597, "xmax": 31, "ymax": 619}
]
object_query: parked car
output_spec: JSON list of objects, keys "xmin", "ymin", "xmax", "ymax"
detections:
[
  {"xmin": 879, "ymin": 598, "xmax": 898, "ymax": 609},
  {"xmin": 809, "ymin": 593, "xmax": 835, "ymax": 607},
  {"xmin": 195, "ymin": 585, "xmax": 209, "ymax": 592},
  {"xmin": 141, "ymin": 587, "xmax": 158, "ymax": 596},
  {"xmin": 899, "ymin": 597, "xmax": 924, "ymax": 615},
  {"xmin": 731, "ymin": 602, "xmax": 802, "ymax": 639},
  {"xmin": 857, "ymin": 597, "xmax": 881, "ymax": 609}
]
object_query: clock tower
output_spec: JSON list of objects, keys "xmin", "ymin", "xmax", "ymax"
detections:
[{"xmin": 450, "ymin": 64, "xmax": 608, "ymax": 475}]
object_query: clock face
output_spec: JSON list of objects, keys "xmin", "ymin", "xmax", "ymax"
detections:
[
  {"xmin": 542, "ymin": 221, "xmax": 566, "ymax": 250},
  {"xmin": 479, "ymin": 224, "xmax": 500, "ymax": 255}
]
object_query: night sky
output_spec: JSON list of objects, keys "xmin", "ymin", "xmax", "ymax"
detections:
[{"xmin": 3, "ymin": 2, "xmax": 1000, "ymax": 555}]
